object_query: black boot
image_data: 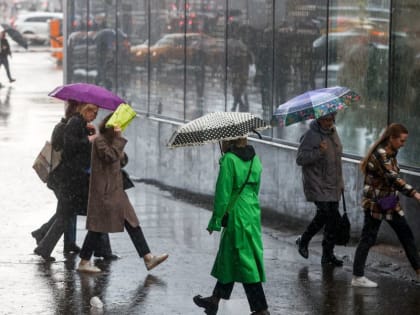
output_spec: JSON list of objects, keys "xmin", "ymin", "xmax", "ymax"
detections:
[
  {"xmin": 31, "ymin": 230, "xmax": 44, "ymax": 245},
  {"xmin": 296, "ymin": 236, "xmax": 309, "ymax": 259},
  {"xmin": 64, "ymin": 243, "xmax": 81, "ymax": 254},
  {"xmin": 321, "ymin": 253, "xmax": 343, "ymax": 267},
  {"xmin": 193, "ymin": 295, "xmax": 218, "ymax": 315}
]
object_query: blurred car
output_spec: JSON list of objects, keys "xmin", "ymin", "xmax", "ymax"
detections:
[
  {"xmin": 130, "ymin": 39, "xmax": 148, "ymax": 64},
  {"xmin": 14, "ymin": 11, "xmax": 63, "ymax": 45},
  {"xmin": 130, "ymin": 33, "xmax": 224, "ymax": 68}
]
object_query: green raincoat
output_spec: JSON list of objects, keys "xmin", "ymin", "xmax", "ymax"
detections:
[{"xmin": 207, "ymin": 148, "xmax": 266, "ymax": 284}]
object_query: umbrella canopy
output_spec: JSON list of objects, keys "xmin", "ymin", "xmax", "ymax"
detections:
[
  {"xmin": 1, "ymin": 24, "xmax": 28, "ymax": 49},
  {"xmin": 272, "ymin": 86, "xmax": 360, "ymax": 126},
  {"xmin": 48, "ymin": 83, "xmax": 125, "ymax": 111},
  {"xmin": 168, "ymin": 112, "xmax": 270, "ymax": 148}
]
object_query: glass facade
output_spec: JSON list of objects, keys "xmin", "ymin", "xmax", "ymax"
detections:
[{"xmin": 65, "ymin": 0, "xmax": 420, "ymax": 168}]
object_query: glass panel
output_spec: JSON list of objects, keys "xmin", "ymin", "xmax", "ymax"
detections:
[
  {"xmin": 272, "ymin": 1, "xmax": 327, "ymax": 142},
  {"xmin": 148, "ymin": 1, "xmax": 184, "ymax": 120},
  {"xmin": 67, "ymin": 0, "xmax": 89, "ymax": 83},
  {"xmin": 114, "ymin": 1, "xmax": 137, "ymax": 101},
  {"xmin": 333, "ymin": 0, "xmax": 390, "ymax": 157},
  {"xmin": 89, "ymin": 0, "xmax": 116, "ymax": 89},
  {"xmin": 391, "ymin": 1, "xmax": 420, "ymax": 167},
  {"xmin": 185, "ymin": 0, "xmax": 227, "ymax": 120},
  {"xmin": 121, "ymin": 0, "xmax": 149, "ymax": 112}
]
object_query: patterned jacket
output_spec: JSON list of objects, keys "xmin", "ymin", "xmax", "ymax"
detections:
[{"xmin": 362, "ymin": 144, "xmax": 416, "ymax": 220}]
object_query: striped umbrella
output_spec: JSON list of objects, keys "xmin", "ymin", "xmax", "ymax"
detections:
[{"xmin": 168, "ymin": 112, "xmax": 270, "ymax": 148}]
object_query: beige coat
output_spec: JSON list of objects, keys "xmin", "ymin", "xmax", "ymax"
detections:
[{"xmin": 86, "ymin": 135, "xmax": 139, "ymax": 233}]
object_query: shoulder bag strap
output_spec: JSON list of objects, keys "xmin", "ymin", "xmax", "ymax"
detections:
[{"xmin": 226, "ymin": 157, "xmax": 254, "ymax": 212}]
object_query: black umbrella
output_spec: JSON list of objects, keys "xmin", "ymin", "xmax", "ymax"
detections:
[{"xmin": 1, "ymin": 24, "xmax": 28, "ymax": 49}]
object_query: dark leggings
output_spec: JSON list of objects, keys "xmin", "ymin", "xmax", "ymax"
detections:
[
  {"xmin": 213, "ymin": 281, "xmax": 268, "ymax": 313},
  {"xmin": 353, "ymin": 211, "xmax": 420, "ymax": 276},
  {"xmin": 80, "ymin": 221, "xmax": 150, "ymax": 260}
]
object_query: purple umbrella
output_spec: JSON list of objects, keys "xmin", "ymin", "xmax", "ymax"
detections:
[{"xmin": 48, "ymin": 83, "xmax": 125, "ymax": 111}]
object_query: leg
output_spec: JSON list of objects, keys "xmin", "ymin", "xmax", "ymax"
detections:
[
  {"xmin": 213, "ymin": 281, "xmax": 234, "ymax": 300},
  {"xmin": 353, "ymin": 212, "xmax": 382, "ymax": 277},
  {"xmin": 34, "ymin": 199, "xmax": 70, "ymax": 260},
  {"xmin": 93, "ymin": 233, "xmax": 115, "ymax": 259},
  {"xmin": 125, "ymin": 221, "xmax": 168, "ymax": 270},
  {"xmin": 296, "ymin": 202, "xmax": 330, "ymax": 258},
  {"xmin": 2, "ymin": 57, "xmax": 14, "ymax": 82},
  {"xmin": 125, "ymin": 221, "xmax": 150, "ymax": 257},
  {"xmin": 388, "ymin": 214, "xmax": 420, "ymax": 271},
  {"xmin": 193, "ymin": 281, "xmax": 234, "ymax": 315},
  {"xmin": 78, "ymin": 231, "xmax": 102, "ymax": 273},
  {"xmin": 243, "ymin": 282, "xmax": 269, "ymax": 313},
  {"xmin": 31, "ymin": 213, "xmax": 56, "ymax": 244},
  {"xmin": 79, "ymin": 231, "xmax": 101, "ymax": 261},
  {"xmin": 63, "ymin": 213, "xmax": 80, "ymax": 253},
  {"xmin": 321, "ymin": 202, "xmax": 343, "ymax": 266}
]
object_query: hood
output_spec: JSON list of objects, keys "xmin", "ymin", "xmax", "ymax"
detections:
[
  {"xmin": 226, "ymin": 145, "xmax": 256, "ymax": 161},
  {"xmin": 309, "ymin": 119, "xmax": 335, "ymax": 136}
]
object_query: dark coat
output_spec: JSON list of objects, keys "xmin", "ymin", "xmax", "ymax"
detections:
[
  {"xmin": 296, "ymin": 120, "xmax": 343, "ymax": 202},
  {"xmin": 86, "ymin": 134, "xmax": 139, "ymax": 233},
  {"xmin": 0, "ymin": 38, "xmax": 11, "ymax": 58},
  {"xmin": 53, "ymin": 113, "xmax": 91, "ymax": 213}
]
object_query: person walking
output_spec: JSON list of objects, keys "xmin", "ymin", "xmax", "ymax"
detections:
[
  {"xmin": 0, "ymin": 31, "xmax": 15, "ymax": 83},
  {"xmin": 77, "ymin": 114, "xmax": 168, "ymax": 273},
  {"xmin": 193, "ymin": 138, "xmax": 270, "ymax": 315},
  {"xmin": 351, "ymin": 123, "xmax": 420, "ymax": 287},
  {"xmin": 34, "ymin": 103, "xmax": 114, "ymax": 261},
  {"xmin": 31, "ymin": 100, "xmax": 81, "ymax": 254},
  {"xmin": 295, "ymin": 113, "xmax": 344, "ymax": 267}
]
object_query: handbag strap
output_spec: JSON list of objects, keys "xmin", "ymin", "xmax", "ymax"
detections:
[{"xmin": 226, "ymin": 157, "xmax": 254, "ymax": 213}]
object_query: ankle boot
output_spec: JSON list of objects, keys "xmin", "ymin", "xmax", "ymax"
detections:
[
  {"xmin": 193, "ymin": 295, "xmax": 218, "ymax": 315},
  {"xmin": 296, "ymin": 236, "xmax": 309, "ymax": 259},
  {"xmin": 321, "ymin": 254, "xmax": 343, "ymax": 267}
]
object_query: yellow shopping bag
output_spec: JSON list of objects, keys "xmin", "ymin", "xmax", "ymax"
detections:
[{"xmin": 106, "ymin": 103, "xmax": 136, "ymax": 131}]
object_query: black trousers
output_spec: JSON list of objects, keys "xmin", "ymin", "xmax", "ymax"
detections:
[
  {"xmin": 33, "ymin": 212, "xmax": 77, "ymax": 249},
  {"xmin": 301, "ymin": 201, "xmax": 340, "ymax": 255},
  {"xmin": 353, "ymin": 211, "xmax": 420, "ymax": 277},
  {"xmin": 212, "ymin": 281, "xmax": 268, "ymax": 313},
  {"xmin": 0, "ymin": 56, "xmax": 13, "ymax": 81},
  {"xmin": 35, "ymin": 197, "xmax": 111, "ymax": 257},
  {"xmin": 80, "ymin": 221, "xmax": 150, "ymax": 260}
]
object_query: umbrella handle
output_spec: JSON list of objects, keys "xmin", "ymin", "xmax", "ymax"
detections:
[
  {"xmin": 219, "ymin": 141, "xmax": 224, "ymax": 155},
  {"xmin": 253, "ymin": 129, "xmax": 262, "ymax": 139}
]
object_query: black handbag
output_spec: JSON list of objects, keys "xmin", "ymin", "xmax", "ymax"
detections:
[
  {"xmin": 335, "ymin": 192, "xmax": 351, "ymax": 246},
  {"xmin": 221, "ymin": 158, "xmax": 254, "ymax": 227},
  {"xmin": 122, "ymin": 169, "xmax": 135, "ymax": 190}
]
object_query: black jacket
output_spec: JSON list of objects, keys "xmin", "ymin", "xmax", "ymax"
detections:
[{"xmin": 0, "ymin": 38, "xmax": 11, "ymax": 58}]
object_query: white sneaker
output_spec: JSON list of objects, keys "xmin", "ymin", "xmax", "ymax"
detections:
[
  {"xmin": 351, "ymin": 276, "xmax": 378, "ymax": 288},
  {"xmin": 77, "ymin": 262, "xmax": 101, "ymax": 273}
]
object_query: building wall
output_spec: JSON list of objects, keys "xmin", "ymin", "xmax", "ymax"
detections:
[{"xmin": 64, "ymin": 0, "xmax": 420, "ymax": 246}]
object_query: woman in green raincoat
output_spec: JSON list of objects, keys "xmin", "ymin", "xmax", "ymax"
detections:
[{"xmin": 193, "ymin": 137, "xmax": 270, "ymax": 315}]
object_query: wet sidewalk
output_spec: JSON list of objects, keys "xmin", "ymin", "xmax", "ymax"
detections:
[{"xmin": 0, "ymin": 51, "xmax": 419, "ymax": 315}]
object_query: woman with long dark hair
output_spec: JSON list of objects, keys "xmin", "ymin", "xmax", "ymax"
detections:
[{"xmin": 351, "ymin": 123, "xmax": 420, "ymax": 287}]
